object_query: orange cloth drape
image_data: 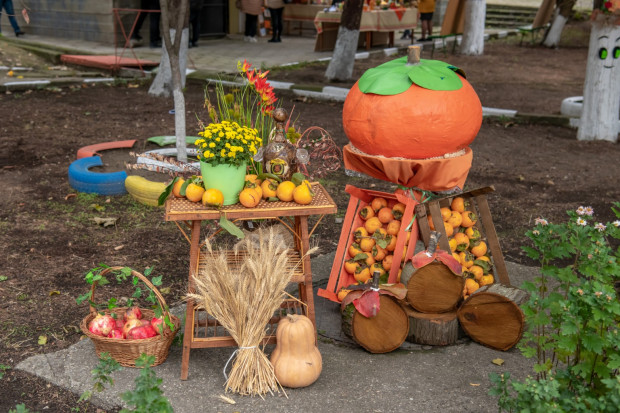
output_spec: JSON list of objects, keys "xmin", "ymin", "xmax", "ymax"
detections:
[{"xmin": 343, "ymin": 144, "xmax": 472, "ymax": 192}]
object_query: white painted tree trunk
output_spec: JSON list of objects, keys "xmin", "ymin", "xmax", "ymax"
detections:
[
  {"xmin": 577, "ymin": 15, "xmax": 620, "ymax": 142},
  {"xmin": 460, "ymin": 0, "xmax": 486, "ymax": 56},
  {"xmin": 149, "ymin": 28, "xmax": 189, "ymax": 97},
  {"xmin": 543, "ymin": 13, "xmax": 567, "ymax": 48},
  {"xmin": 325, "ymin": 27, "xmax": 360, "ymax": 81}
]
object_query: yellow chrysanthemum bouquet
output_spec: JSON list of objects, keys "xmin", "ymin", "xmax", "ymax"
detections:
[{"xmin": 195, "ymin": 120, "xmax": 262, "ymax": 168}]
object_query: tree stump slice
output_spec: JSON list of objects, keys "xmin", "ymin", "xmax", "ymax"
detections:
[
  {"xmin": 457, "ymin": 284, "xmax": 528, "ymax": 351},
  {"xmin": 400, "ymin": 262, "xmax": 464, "ymax": 313},
  {"xmin": 341, "ymin": 295, "xmax": 409, "ymax": 353},
  {"xmin": 402, "ymin": 304, "xmax": 459, "ymax": 346}
]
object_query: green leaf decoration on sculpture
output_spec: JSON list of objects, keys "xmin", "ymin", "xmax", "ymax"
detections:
[{"xmin": 357, "ymin": 56, "xmax": 464, "ymax": 95}]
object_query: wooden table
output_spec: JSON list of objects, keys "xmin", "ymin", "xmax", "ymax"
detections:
[
  {"xmin": 314, "ymin": 8, "xmax": 417, "ymax": 51},
  {"xmin": 165, "ymin": 183, "xmax": 337, "ymax": 380}
]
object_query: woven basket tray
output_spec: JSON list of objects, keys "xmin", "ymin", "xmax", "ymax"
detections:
[{"xmin": 79, "ymin": 266, "xmax": 180, "ymax": 368}]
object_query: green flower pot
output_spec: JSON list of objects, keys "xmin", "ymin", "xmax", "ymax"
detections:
[{"xmin": 200, "ymin": 161, "xmax": 247, "ymax": 205}]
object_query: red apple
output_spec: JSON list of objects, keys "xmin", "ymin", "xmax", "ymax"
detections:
[
  {"xmin": 151, "ymin": 317, "xmax": 164, "ymax": 334},
  {"xmin": 88, "ymin": 314, "xmax": 116, "ymax": 337},
  {"xmin": 126, "ymin": 324, "xmax": 157, "ymax": 340},
  {"xmin": 107, "ymin": 328, "xmax": 124, "ymax": 339},
  {"xmin": 122, "ymin": 318, "xmax": 142, "ymax": 337},
  {"xmin": 125, "ymin": 306, "xmax": 142, "ymax": 320},
  {"xmin": 114, "ymin": 316, "xmax": 125, "ymax": 329}
]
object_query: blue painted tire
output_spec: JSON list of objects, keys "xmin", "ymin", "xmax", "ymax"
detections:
[{"xmin": 68, "ymin": 156, "xmax": 128, "ymax": 195}]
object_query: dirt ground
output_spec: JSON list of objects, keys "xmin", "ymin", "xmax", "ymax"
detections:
[{"xmin": 0, "ymin": 20, "xmax": 619, "ymax": 412}]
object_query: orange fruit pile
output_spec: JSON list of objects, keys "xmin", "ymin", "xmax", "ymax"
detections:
[
  {"xmin": 429, "ymin": 196, "xmax": 494, "ymax": 300},
  {"xmin": 238, "ymin": 175, "xmax": 315, "ymax": 208}
]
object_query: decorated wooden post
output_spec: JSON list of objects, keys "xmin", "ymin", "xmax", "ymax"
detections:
[
  {"xmin": 577, "ymin": 10, "xmax": 620, "ymax": 142},
  {"xmin": 460, "ymin": 0, "xmax": 486, "ymax": 56}
]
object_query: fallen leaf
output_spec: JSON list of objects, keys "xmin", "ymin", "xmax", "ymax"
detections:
[
  {"xmin": 38, "ymin": 335, "xmax": 47, "ymax": 345},
  {"xmin": 92, "ymin": 217, "xmax": 118, "ymax": 227},
  {"xmin": 49, "ymin": 290, "xmax": 60, "ymax": 296},
  {"xmin": 469, "ymin": 383, "xmax": 480, "ymax": 386},
  {"xmin": 159, "ymin": 287, "xmax": 171, "ymax": 294},
  {"xmin": 492, "ymin": 358, "xmax": 505, "ymax": 366},
  {"xmin": 218, "ymin": 395, "xmax": 236, "ymax": 404},
  {"xmin": 518, "ymin": 175, "xmax": 525, "ymax": 182},
  {"xmin": 90, "ymin": 203, "xmax": 105, "ymax": 212},
  {"xmin": 114, "ymin": 245, "xmax": 124, "ymax": 251},
  {"xmin": 65, "ymin": 193, "xmax": 77, "ymax": 200},
  {"xmin": 0, "ymin": 276, "xmax": 8, "ymax": 282}
]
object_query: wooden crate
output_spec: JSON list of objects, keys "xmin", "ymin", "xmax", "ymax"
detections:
[
  {"xmin": 414, "ymin": 186, "xmax": 510, "ymax": 286},
  {"xmin": 318, "ymin": 185, "xmax": 420, "ymax": 303}
]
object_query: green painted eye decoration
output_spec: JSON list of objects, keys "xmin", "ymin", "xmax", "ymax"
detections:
[
  {"xmin": 614, "ymin": 47, "xmax": 620, "ymax": 59},
  {"xmin": 599, "ymin": 48, "xmax": 608, "ymax": 59},
  {"xmin": 357, "ymin": 56, "xmax": 465, "ymax": 95}
]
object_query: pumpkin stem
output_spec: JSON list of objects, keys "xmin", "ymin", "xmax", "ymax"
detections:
[
  {"xmin": 407, "ymin": 45, "xmax": 421, "ymax": 66},
  {"xmin": 286, "ymin": 314, "xmax": 298, "ymax": 322}
]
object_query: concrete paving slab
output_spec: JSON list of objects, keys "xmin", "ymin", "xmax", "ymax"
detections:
[{"xmin": 17, "ymin": 254, "xmax": 539, "ymax": 413}]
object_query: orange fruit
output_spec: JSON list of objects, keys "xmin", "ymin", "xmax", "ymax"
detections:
[
  {"xmin": 371, "ymin": 197, "xmax": 388, "ymax": 212},
  {"xmin": 238, "ymin": 187, "xmax": 260, "ymax": 208},
  {"xmin": 344, "ymin": 259, "xmax": 360, "ymax": 275},
  {"xmin": 392, "ymin": 202, "xmax": 406, "ymax": 220},
  {"xmin": 464, "ymin": 278, "xmax": 480, "ymax": 295},
  {"xmin": 401, "ymin": 244, "xmax": 408, "ymax": 262},
  {"xmin": 369, "ymin": 262, "xmax": 386, "ymax": 278},
  {"xmin": 337, "ymin": 288, "xmax": 351, "ymax": 302},
  {"xmin": 465, "ymin": 227, "xmax": 481, "ymax": 241},
  {"xmin": 404, "ymin": 230, "xmax": 411, "ymax": 245},
  {"xmin": 382, "ymin": 255, "xmax": 393, "ymax": 271},
  {"xmin": 459, "ymin": 251, "xmax": 475, "ymax": 268},
  {"xmin": 461, "ymin": 211, "xmax": 477, "ymax": 227},
  {"xmin": 359, "ymin": 237, "xmax": 376, "ymax": 252},
  {"xmin": 449, "ymin": 238, "xmax": 458, "ymax": 252},
  {"xmin": 452, "ymin": 252, "xmax": 461, "ymax": 263},
  {"xmin": 443, "ymin": 222, "xmax": 454, "ymax": 237},
  {"xmin": 172, "ymin": 178, "xmax": 185, "ymax": 198},
  {"xmin": 479, "ymin": 274, "xmax": 494, "ymax": 286},
  {"xmin": 469, "ymin": 265, "xmax": 484, "ymax": 281},
  {"xmin": 245, "ymin": 174, "xmax": 262, "ymax": 185},
  {"xmin": 377, "ymin": 207, "xmax": 393, "ymax": 224},
  {"xmin": 364, "ymin": 217, "xmax": 383, "ymax": 234},
  {"xmin": 385, "ymin": 234, "xmax": 397, "ymax": 252},
  {"xmin": 353, "ymin": 226, "xmax": 368, "ymax": 243},
  {"xmin": 245, "ymin": 180, "xmax": 263, "ymax": 199},
  {"xmin": 386, "ymin": 220, "xmax": 401, "ymax": 236},
  {"xmin": 447, "ymin": 210, "xmax": 463, "ymax": 228},
  {"xmin": 374, "ymin": 227, "xmax": 388, "ymax": 239},
  {"xmin": 397, "ymin": 268, "xmax": 402, "ymax": 283},
  {"xmin": 453, "ymin": 232, "xmax": 470, "ymax": 252},
  {"xmin": 451, "ymin": 196, "xmax": 467, "ymax": 213},
  {"xmin": 428, "ymin": 216, "xmax": 435, "ymax": 231},
  {"xmin": 185, "ymin": 183, "xmax": 205, "ymax": 203},
  {"xmin": 261, "ymin": 178, "xmax": 278, "ymax": 198},
  {"xmin": 363, "ymin": 254, "xmax": 376, "ymax": 267},
  {"xmin": 348, "ymin": 243, "xmax": 363, "ymax": 258},
  {"xmin": 471, "ymin": 240, "xmax": 488, "ymax": 257},
  {"xmin": 359, "ymin": 205, "xmax": 375, "ymax": 220},
  {"xmin": 292, "ymin": 182, "xmax": 314, "ymax": 205},
  {"xmin": 371, "ymin": 245, "xmax": 387, "ymax": 261},
  {"xmin": 276, "ymin": 181, "xmax": 296, "ymax": 202},
  {"xmin": 354, "ymin": 266, "xmax": 371, "ymax": 283},
  {"xmin": 202, "ymin": 188, "xmax": 224, "ymax": 207},
  {"xmin": 440, "ymin": 207, "xmax": 452, "ymax": 221}
]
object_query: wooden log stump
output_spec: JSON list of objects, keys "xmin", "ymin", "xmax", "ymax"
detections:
[
  {"xmin": 402, "ymin": 304, "xmax": 459, "ymax": 346},
  {"xmin": 400, "ymin": 261, "xmax": 464, "ymax": 313},
  {"xmin": 341, "ymin": 295, "xmax": 409, "ymax": 353},
  {"xmin": 457, "ymin": 284, "xmax": 529, "ymax": 351}
]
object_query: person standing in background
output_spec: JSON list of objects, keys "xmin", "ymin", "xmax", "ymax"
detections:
[
  {"xmin": 189, "ymin": 0, "xmax": 204, "ymax": 47},
  {"xmin": 0, "ymin": 0, "xmax": 25, "ymax": 37},
  {"xmin": 266, "ymin": 0, "xmax": 284, "ymax": 43},
  {"xmin": 241, "ymin": 0, "xmax": 263, "ymax": 42},
  {"xmin": 417, "ymin": 0, "xmax": 435, "ymax": 41},
  {"xmin": 130, "ymin": 0, "xmax": 161, "ymax": 48}
]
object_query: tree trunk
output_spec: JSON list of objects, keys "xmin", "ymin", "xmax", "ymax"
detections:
[
  {"xmin": 543, "ymin": 0, "xmax": 575, "ymax": 48},
  {"xmin": 400, "ymin": 261, "xmax": 464, "ymax": 313},
  {"xmin": 459, "ymin": 0, "xmax": 486, "ymax": 56},
  {"xmin": 402, "ymin": 304, "xmax": 460, "ymax": 346},
  {"xmin": 325, "ymin": 0, "xmax": 364, "ymax": 81},
  {"xmin": 151, "ymin": 0, "xmax": 191, "ymax": 162},
  {"xmin": 577, "ymin": 14, "xmax": 620, "ymax": 142},
  {"xmin": 341, "ymin": 296, "xmax": 409, "ymax": 353},
  {"xmin": 457, "ymin": 283, "xmax": 528, "ymax": 351}
]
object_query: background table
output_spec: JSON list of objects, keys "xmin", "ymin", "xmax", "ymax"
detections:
[
  {"xmin": 165, "ymin": 183, "xmax": 337, "ymax": 380},
  {"xmin": 283, "ymin": 4, "xmax": 326, "ymax": 36},
  {"xmin": 314, "ymin": 8, "xmax": 417, "ymax": 51}
]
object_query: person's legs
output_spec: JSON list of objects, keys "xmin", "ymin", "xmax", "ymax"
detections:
[
  {"xmin": 132, "ymin": 0, "xmax": 150, "ymax": 40},
  {"xmin": 2, "ymin": 0, "xmax": 23, "ymax": 35},
  {"xmin": 273, "ymin": 8, "xmax": 283, "ymax": 41},
  {"xmin": 426, "ymin": 12, "xmax": 434, "ymax": 37},
  {"xmin": 149, "ymin": 0, "xmax": 161, "ymax": 48},
  {"xmin": 189, "ymin": 11, "xmax": 200, "ymax": 46},
  {"xmin": 247, "ymin": 14, "xmax": 258, "ymax": 40}
]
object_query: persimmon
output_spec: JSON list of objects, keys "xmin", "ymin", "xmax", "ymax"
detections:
[
  {"xmin": 471, "ymin": 240, "xmax": 488, "ymax": 257},
  {"xmin": 245, "ymin": 180, "xmax": 263, "ymax": 199},
  {"xmin": 370, "ymin": 197, "xmax": 388, "ymax": 212},
  {"xmin": 377, "ymin": 207, "xmax": 393, "ymax": 224},
  {"xmin": 363, "ymin": 254, "xmax": 375, "ymax": 267},
  {"xmin": 344, "ymin": 259, "xmax": 360, "ymax": 275},
  {"xmin": 465, "ymin": 227, "xmax": 481, "ymax": 241},
  {"xmin": 451, "ymin": 197, "xmax": 467, "ymax": 213},
  {"xmin": 428, "ymin": 216, "xmax": 435, "ymax": 231},
  {"xmin": 479, "ymin": 274, "xmax": 494, "ymax": 286},
  {"xmin": 369, "ymin": 262, "xmax": 386, "ymax": 278},
  {"xmin": 292, "ymin": 182, "xmax": 314, "ymax": 205},
  {"xmin": 447, "ymin": 210, "xmax": 463, "ymax": 228},
  {"xmin": 353, "ymin": 226, "xmax": 368, "ymax": 243},
  {"xmin": 385, "ymin": 234, "xmax": 398, "ymax": 252},
  {"xmin": 452, "ymin": 252, "xmax": 461, "ymax": 263},
  {"xmin": 440, "ymin": 207, "xmax": 452, "ymax": 221},
  {"xmin": 185, "ymin": 183, "xmax": 205, "ymax": 203},
  {"xmin": 461, "ymin": 211, "xmax": 477, "ymax": 227},
  {"xmin": 404, "ymin": 230, "xmax": 411, "ymax": 245},
  {"xmin": 337, "ymin": 288, "xmax": 351, "ymax": 302},
  {"xmin": 443, "ymin": 222, "xmax": 454, "ymax": 237},
  {"xmin": 364, "ymin": 217, "xmax": 383, "ymax": 234},
  {"xmin": 372, "ymin": 245, "xmax": 387, "ymax": 261},
  {"xmin": 382, "ymin": 255, "xmax": 394, "ymax": 271},
  {"xmin": 453, "ymin": 232, "xmax": 470, "ymax": 252},
  {"xmin": 359, "ymin": 205, "xmax": 375, "ymax": 220},
  {"xmin": 348, "ymin": 243, "xmax": 363, "ymax": 258},
  {"xmin": 396, "ymin": 268, "xmax": 402, "ymax": 283},
  {"xmin": 202, "ymin": 188, "xmax": 224, "ymax": 207},
  {"xmin": 261, "ymin": 178, "xmax": 278, "ymax": 198},
  {"xmin": 386, "ymin": 220, "xmax": 401, "ymax": 236},
  {"xmin": 276, "ymin": 181, "xmax": 296, "ymax": 202},
  {"xmin": 238, "ymin": 187, "xmax": 260, "ymax": 208},
  {"xmin": 449, "ymin": 238, "xmax": 458, "ymax": 252},
  {"xmin": 172, "ymin": 178, "xmax": 185, "ymax": 198},
  {"xmin": 469, "ymin": 265, "xmax": 484, "ymax": 282},
  {"xmin": 464, "ymin": 278, "xmax": 480, "ymax": 295},
  {"xmin": 458, "ymin": 251, "xmax": 475, "ymax": 268},
  {"xmin": 401, "ymin": 244, "xmax": 408, "ymax": 262},
  {"xmin": 245, "ymin": 174, "xmax": 262, "ymax": 186},
  {"xmin": 374, "ymin": 227, "xmax": 388, "ymax": 239},
  {"xmin": 359, "ymin": 237, "xmax": 376, "ymax": 252},
  {"xmin": 354, "ymin": 266, "xmax": 371, "ymax": 283},
  {"xmin": 392, "ymin": 202, "xmax": 406, "ymax": 220}
]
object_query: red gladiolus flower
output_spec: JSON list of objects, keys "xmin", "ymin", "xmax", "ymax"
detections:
[{"xmin": 237, "ymin": 59, "xmax": 252, "ymax": 73}]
